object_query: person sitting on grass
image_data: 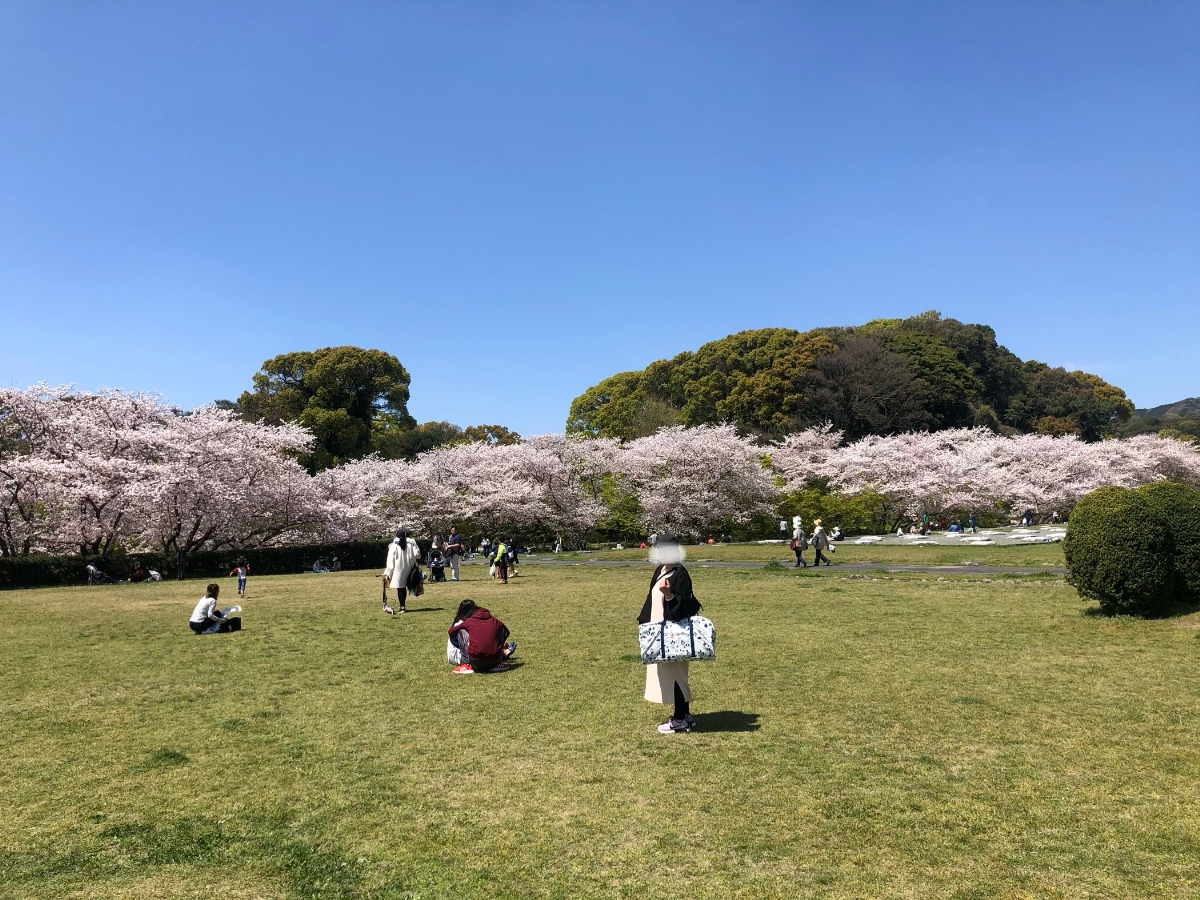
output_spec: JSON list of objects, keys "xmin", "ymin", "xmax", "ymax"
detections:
[
  {"xmin": 189, "ymin": 583, "xmax": 241, "ymax": 634},
  {"xmin": 313, "ymin": 558, "xmax": 329, "ymax": 573},
  {"xmin": 448, "ymin": 599, "xmax": 516, "ymax": 673}
]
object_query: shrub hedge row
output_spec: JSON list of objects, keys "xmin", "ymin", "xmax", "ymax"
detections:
[
  {"xmin": 0, "ymin": 540, "xmax": 437, "ymax": 590},
  {"xmin": 1064, "ymin": 480, "xmax": 1200, "ymax": 617}
]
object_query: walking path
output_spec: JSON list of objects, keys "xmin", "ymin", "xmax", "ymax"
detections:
[{"xmin": 466, "ymin": 558, "xmax": 1067, "ymax": 576}]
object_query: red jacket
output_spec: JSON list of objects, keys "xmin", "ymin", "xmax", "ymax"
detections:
[{"xmin": 448, "ymin": 608, "xmax": 508, "ymax": 665}]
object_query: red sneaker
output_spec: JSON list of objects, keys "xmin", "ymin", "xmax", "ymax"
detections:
[{"xmin": 452, "ymin": 664, "xmax": 474, "ymax": 674}]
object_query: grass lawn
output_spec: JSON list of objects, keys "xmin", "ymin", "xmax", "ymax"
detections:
[
  {"xmin": 550, "ymin": 541, "xmax": 1066, "ymax": 568},
  {"xmin": 3, "ymin": 565, "xmax": 1197, "ymax": 899}
]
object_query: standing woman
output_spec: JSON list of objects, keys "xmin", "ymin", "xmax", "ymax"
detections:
[
  {"xmin": 383, "ymin": 529, "xmax": 420, "ymax": 614},
  {"xmin": 790, "ymin": 530, "xmax": 809, "ymax": 567},
  {"xmin": 811, "ymin": 519, "xmax": 831, "ymax": 566},
  {"xmin": 637, "ymin": 535, "xmax": 701, "ymax": 734}
]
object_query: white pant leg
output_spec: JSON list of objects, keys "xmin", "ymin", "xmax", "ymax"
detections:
[{"xmin": 450, "ymin": 556, "xmax": 459, "ymax": 580}]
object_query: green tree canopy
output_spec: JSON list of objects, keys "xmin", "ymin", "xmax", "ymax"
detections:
[
  {"xmin": 461, "ymin": 424, "xmax": 522, "ymax": 446},
  {"xmin": 1004, "ymin": 363, "xmax": 1134, "ymax": 441},
  {"xmin": 236, "ymin": 346, "xmax": 413, "ymax": 470},
  {"xmin": 371, "ymin": 420, "xmax": 463, "ymax": 461},
  {"xmin": 566, "ymin": 311, "xmax": 1132, "ymax": 442}
]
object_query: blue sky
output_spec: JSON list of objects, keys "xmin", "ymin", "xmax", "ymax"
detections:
[{"xmin": 2, "ymin": 1, "xmax": 1197, "ymax": 433}]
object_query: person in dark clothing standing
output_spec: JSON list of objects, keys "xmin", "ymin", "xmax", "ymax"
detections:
[
  {"xmin": 637, "ymin": 535, "xmax": 702, "ymax": 734},
  {"xmin": 175, "ymin": 549, "xmax": 188, "ymax": 581},
  {"xmin": 445, "ymin": 526, "xmax": 463, "ymax": 581}
]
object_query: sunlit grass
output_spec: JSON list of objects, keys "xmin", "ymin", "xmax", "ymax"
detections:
[{"xmin": 3, "ymin": 564, "xmax": 1196, "ymax": 898}]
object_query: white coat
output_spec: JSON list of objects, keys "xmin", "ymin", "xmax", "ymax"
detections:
[{"xmin": 384, "ymin": 537, "xmax": 421, "ymax": 589}]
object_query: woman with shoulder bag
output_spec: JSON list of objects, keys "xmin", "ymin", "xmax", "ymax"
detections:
[
  {"xmin": 382, "ymin": 529, "xmax": 421, "ymax": 614},
  {"xmin": 790, "ymin": 531, "xmax": 809, "ymax": 567},
  {"xmin": 636, "ymin": 535, "xmax": 701, "ymax": 734}
]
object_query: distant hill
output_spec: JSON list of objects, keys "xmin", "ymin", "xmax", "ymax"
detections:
[
  {"xmin": 1134, "ymin": 397, "xmax": 1200, "ymax": 418},
  {"xmin": 567, "ymin": 311, "xmax": 1135, "ymax": 442},
  {"xmin": 1120, "ymin": 396, "xmax": 1200, "ymax": 442}
]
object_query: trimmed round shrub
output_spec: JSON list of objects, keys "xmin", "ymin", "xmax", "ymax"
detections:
[
  {"xmin": 1064, "ymin": 485, "xmax": 1180, "ymax": 616},
  {"xmin": 1139, "ymin": 480, "xmax": 1200, "ymax": 601}
]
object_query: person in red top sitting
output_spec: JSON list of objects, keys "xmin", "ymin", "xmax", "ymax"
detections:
[{"xmin": 448, "ymin": 599, "xmax": 516, "ymax": 673}]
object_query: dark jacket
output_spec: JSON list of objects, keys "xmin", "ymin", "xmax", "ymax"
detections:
[
  {"xmin": 637, "ymin": 564, "xmax": 701, "ymax": 625},
  {"xmin": 448, "ymin": 608, "xmax": 510, "ymax": 665}
]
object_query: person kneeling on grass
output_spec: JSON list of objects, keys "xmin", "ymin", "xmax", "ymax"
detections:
[
  {"xmin": 448, "ymin": 599, "xmax": 516, "ymax": 673},
  {"xmin": 189, "ymin": 583, "xmax": 241, "ymax": 634}
]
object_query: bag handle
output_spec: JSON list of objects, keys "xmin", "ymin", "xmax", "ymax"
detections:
[{"xmin": 688, "ymin": 617, "xmax": 696, "ymax": 659}]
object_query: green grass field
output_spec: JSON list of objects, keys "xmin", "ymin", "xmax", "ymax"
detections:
[
  {"xmin": 550, "ymin": 541, "xmax": 1066, "ymax": 568},
  {"xmin": 3, "ymin": 563, "xmax": 1198, "ymax": 899}
]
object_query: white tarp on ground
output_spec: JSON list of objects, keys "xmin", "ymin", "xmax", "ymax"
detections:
[{"xmin": 838, "ymin": 525, "xmax": 1065, "ymax": 546}]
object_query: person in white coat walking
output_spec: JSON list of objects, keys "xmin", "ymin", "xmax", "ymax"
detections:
[{"xmin": 383, "ymin": 530, "xmax": 421, "ymax": 614}]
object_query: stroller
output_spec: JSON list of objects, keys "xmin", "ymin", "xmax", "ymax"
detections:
[
  {"xmin": 427, "ymin": 549, "xmax": 447, "ymax": 583},
  {"xmin": 86, "ymin": 564, "xmax": 113, "ymax": 585}
]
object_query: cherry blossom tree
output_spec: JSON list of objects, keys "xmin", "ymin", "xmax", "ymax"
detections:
[
  {"xmin": 615, "ymin": 425, "xmax": 777, "ymax": 537},
  {"xmin": 318, "ymin": 434, "xmax": 609, "ymax": 543},
  {"xmin": 0, "ymin": 386, "xmax": 324, "ymax": 556},
  {"xmin": 770, "ymin": 424, "xmax": 843, "ymax": 493},
  {"xmin": 0, "ymin": 385, "xmax": 165, "ymax": 555},
  {"xmin": 803, "ymin": 427, "xmax": 1200, "ymax": 525},
  {"xmin": 6, "ymin": 381, "xmax": 1198, "ymax": 556},
  {"xmin": 144, "ymin": 407, "xmax": 321, "ymax": 552}
]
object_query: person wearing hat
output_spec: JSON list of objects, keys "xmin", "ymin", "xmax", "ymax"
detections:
[
  {"xmin": 636, "ymin": 535, "xmax": 702, "ymax": 734},
  {"xmin": 382, "ymin": 529, "xmax": 421, "ymax": 614},
  {"xmin": 811, "ymin": 519, "xmax": 832, "ymax": 566}
]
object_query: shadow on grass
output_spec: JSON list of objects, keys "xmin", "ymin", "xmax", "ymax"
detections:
[
  {"xmin": 399, "ymin": 606, "xmax": 446, "ymax": 614},
  {"xmin": 694, "ymin": 710, "xmax": 761, "ymax": 733},
  {"xmin": 466, "ymin": 660, "xmax": 524, "ymax": 673},
  {"xmin": 1081, "ymin": 600, "xmax": 1199, "ymax": 620},
  {"xmin": 136, "ymin": 748, "xmax": 189, "ymax": 771}
]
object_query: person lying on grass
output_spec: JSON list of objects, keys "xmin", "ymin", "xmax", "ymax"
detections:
[
  {"xmin": 188, "ymin": 583, "xmax": 241, "ymax": 634},
  {"xmin": 448, "ymin": 599, "xmax": 516, "ymax": 673}
]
